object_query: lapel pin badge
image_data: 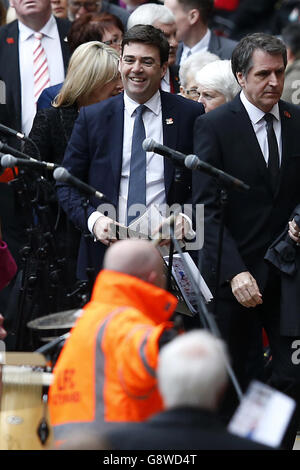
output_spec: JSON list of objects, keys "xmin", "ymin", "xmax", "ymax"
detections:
[
  {"xmin": 6, "ymin": 37, "xmax": 14, "ymax": 44},
  {"xmin": 166, "ymin": 118, "xmax": 174, "ymax": 125},
  {"xmin": 284, "ymin": 110, "xmax": 291, "ymax": 118}
]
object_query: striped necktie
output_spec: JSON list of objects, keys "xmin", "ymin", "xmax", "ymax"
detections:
[{"xmin": 33, "ymin": 32, "xmax": 50, "ymax": 103}]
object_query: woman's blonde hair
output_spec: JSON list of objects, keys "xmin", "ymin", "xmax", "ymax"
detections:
[{"xmin": 53, "ymin": 41, "xmax": 120, "ymax": 107}]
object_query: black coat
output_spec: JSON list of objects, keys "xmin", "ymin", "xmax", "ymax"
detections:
[
  {"xmin": 105, "ymin": 407, "xmax": 274, "ymax": 450},
  {"xmin": 193, "ymin": 95, "xmax": 300, "ymax": 301}
]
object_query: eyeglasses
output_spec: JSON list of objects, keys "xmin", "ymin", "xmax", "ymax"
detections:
[
  {"xmin": 185, "ymin": 89, "xmax": 200, "ymax": 98},
  {"xmin": 69, "ymin": 1, "xmax": 100, "ymax": 10}
]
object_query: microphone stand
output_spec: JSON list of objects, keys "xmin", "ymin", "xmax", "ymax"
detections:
[
  {"xmin": 168, "ymin": 225, "xmax": 243, "ymax": 403},
  {"xmin": 81, "ymin": 196, "xmax": 95, "ymax": 301},
  {"xmin": 13, "ymin": 169, "xmax": 70, "ymax": 351},
  {"xmin": 213, "ymin": 187, "xmax": 229, "ymax": 318}
]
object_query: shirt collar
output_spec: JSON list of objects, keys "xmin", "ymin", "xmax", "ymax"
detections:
[
  {"xmin": 124, "ymin": 90, "xmax": 161, "ymax": 117},
  {"xmin": 240, "ymin": 90, "xmax": 280, "ymax": 124},
  {"xmin": 162, "ymin": 67, "xmax": 170, "ymax": 86},
  {"xmin": 182, "ymin": 28, "xmax": 211, "ymax": 56},
  {"xmin": 19, "ymin": 14, "xmax": 57, "ymax": 41}
]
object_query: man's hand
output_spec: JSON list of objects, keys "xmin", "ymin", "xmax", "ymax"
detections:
[
  {"xmin": 288, "ymin": 218, "xmax": 300, "ymax": 243},
  {"xmin": 92, "ymin": 216, "xmax": 119, "ymax": 246},
  {"xmin": 155, "ymin": 214, "xmax": 193, "ymax": 247},
  {"xmin": 0, "ymin": 314, "xmax": 7, "ymax": 340},
  {"xmin": 230, "ymin": 271, "xmax": 263, "ymax": 308}
]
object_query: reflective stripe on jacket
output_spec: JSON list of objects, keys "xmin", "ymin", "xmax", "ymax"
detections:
[{"xmin": 48, "ymin": 269, "xmax": 177, "ymax": 443}]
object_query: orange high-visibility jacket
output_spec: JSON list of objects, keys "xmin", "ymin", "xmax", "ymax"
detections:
[{"xmin": 48, "ymin": 269, "xmax": 177, "ymax": 443}]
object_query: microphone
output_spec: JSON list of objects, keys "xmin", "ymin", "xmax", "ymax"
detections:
[
  {"xmin": 0, "ymin": 124, "xmax": 26, "ymax": 141},
  {"xmin": 184, "ymin": 154, "xmax": 250, "ymax": 192},
  {"xmin": 1, "ymin": 154, "xmax": 57, "ymax": 171},
  {"xmin": 0, "ymin": 141, "xmax": 34, "ymax": 160},
  {"xmin": 142, "ymin": 138, "xmax": 186, "ymax": 165},
  {"xmin": 53, "ymin": 167, "xmax": 105, "ymax": 200}
]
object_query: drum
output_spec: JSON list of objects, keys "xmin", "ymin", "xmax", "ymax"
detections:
[{"xmin": 0, "ymin": 365, "xmax": 53, "ymax": 450}]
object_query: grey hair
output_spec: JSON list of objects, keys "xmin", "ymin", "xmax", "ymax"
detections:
[
  {"xmin": 196, "ymin": 59, "xmax": 241, "ymax": 102},
  {"xmin": 127, "ymin": 3, "xmax": 175, "ymax": 30},
  {"xmin": 158, "ymin": 330, "xmax": 229, "ymax": 410},
  {"xmin": 179, "ymin": 50, "xmax": 219, "ymax": 88}
]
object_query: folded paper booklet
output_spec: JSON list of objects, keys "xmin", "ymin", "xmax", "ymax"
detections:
[
  {"xmin": 228, "ymin": 380, "xmax": 296, "ymax": 448},
  {"xmin": 164, "ymin": 253, "xmax": 213, "ymax": 315},
  {"xmin": 108, "ymin": 205, "xmax": 184, "ymax": 256}
]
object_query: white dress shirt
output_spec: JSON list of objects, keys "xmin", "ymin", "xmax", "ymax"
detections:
[
  {"xmin": 240, "ymin": 91, "xmax": 282, "ymax": 165},
  {"xmin": 161, "ymin": 67, "xmax": 171, "ymax": 93},
  {"xmin": 18, "ymin": 15, "xmax": 65, "ymax": 136},
  {"xmin": 180, "ymin": 29, "xmax": 211, "ymax": 65}
]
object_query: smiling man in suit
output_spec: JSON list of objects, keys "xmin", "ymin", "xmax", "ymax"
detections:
[
  {"xmin": 193, "ymin": 32, "xmax": 300, "ymax": 449},
  {"xmin": 0, "ymin": 0, "xmax": 71, "ymax": 137},
  {"xmin": 57, "ymin": 24, "xmax": 204, "ymax": 282}
]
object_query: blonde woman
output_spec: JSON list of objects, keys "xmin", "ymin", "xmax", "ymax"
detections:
[
  {"xmin": 24, "ymin": 41, "xmax": 122, "ymax": 289},
  {"xmin": 26, "ymin": 40, "xmax": 122, "ymax": 164}
]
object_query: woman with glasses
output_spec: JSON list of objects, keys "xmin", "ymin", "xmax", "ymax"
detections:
[
  {"xmin": 179, "ymin": 50, "xmax": 219, "ymax": 101},
  {"xmin": 91, "ymin": 12, "xmax": 124, "ymax": 53},
  {"xmin": 24, "ymin": 42, "xmax": 123, "ymax": 291}
]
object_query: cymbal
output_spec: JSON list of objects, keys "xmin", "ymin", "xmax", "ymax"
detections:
[{"xmin": 27, "ymin": 309, "xmax": 83, "ymax": 330}]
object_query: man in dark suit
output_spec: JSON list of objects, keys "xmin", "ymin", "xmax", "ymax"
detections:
[
  {"xmin": 0, "ymin": 0, "xmax": 71, "ymax": 136},
  {"xmin": 104, "ymin": 330, "xmax": 274, "ymax": 450},
  {"xmin": 164, "ymin": 0, "xmax": 237, "ymax": 65},
  {"xmin": 192, "ymin": 32, "xmax": 300, "ymax": 449},
  {"xmin": 57, "ymin": 24, "xmax": 204, "ymax": 282}
]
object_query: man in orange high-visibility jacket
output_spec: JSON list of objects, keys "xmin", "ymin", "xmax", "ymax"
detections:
[{"xmin": 48, "ymin": 239, "xmax": 178, "ymax": 446}]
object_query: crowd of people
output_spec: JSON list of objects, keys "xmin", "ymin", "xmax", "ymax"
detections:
[{"xmin": 1, "ymin": 0, "xmax": 300, "ymax": 452}]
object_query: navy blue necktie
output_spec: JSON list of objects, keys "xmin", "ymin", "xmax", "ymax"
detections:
[
  {"xmin": 127, "ymin": 104, "xmax": 147, "ymax": 225},
  {"xmin": 264, "ymin": 113, "xmax": 280, "ymax": 194}
]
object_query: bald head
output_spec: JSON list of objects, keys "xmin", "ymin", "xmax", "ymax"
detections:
[{"xmin": 103, "ymin": 239, "xmax": 166, "ymax": 289}]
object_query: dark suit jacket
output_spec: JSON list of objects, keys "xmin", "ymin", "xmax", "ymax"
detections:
[
  {"xmin": 193, "ymin": 95, "xmax": 300, "ymax": 308},
  {"xmin": 176, "ymin": 30, "xmax": 237, "ymax": 64},
  {"xmin": 37, "ymin": 83, "xmax": 62, "ymax": 111},
  {"xmin": 57, "ymin": 91, "xmax": 204, "ymax": 279},
  {"xmin": 0, "ymin": 16, "xmax": 71, "ymax": 133},
  {"xmin": 105, "ymin": 407, "xmax": 274, "ymax": 450}
]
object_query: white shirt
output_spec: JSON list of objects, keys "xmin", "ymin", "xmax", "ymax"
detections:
[
  {"xmin": 240, "ymin": 90, "xmax": 282, "ymax": 165},
  {"xmin": 180, "ymin": 29, "xmax": 211, "ymax": 65},
  {"xmin": 161, "ymin": 67, "xmax": 171, "ymax": 93},
  {"xmin": 18, "ymin": 15, "xmax": 65, "ymax": 136},
  {"xmin": 88, "ymin": 90, "xmax": 165, "ymax": 231}
]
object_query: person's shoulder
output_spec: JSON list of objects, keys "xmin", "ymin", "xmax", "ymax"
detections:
[
  {"xmin": 161, "ymin": 91, "xmax": 204, "ymax": 112},
  {"xmin": 279, "ymin": 98, "xmax": 300, "ymax": 117},
  {"xmin": 0, "ymin": 19, "xmax": 17, "ymax": 37},
  {"xmin": 218, "ymin": 34, "xmax": 238, "ymax": 48},
  {"xmin": 55, "ymin": 16, "xmax": 72, "ymax": 29},
  {"xmin": 101, "ymin": 0, "xmax": 130, "ymax": 22},
  {"xmin": 82, "ymin": 93, "xmax": 123, "ymax": 117}
]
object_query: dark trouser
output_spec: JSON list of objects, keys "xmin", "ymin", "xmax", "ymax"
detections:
[{"xmin": 215, "ymin": 271, "xmax": 300, "ymax": 449}]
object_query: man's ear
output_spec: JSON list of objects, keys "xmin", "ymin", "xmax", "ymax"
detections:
[
  {"xmin": 147, "ymin": 270, "xmax": 158, "ymax": 286},
  {"xmin": 236, "ymin": 71, "xmax": 246, "ymax": 88},
  {"xmin": 188, "ymin": 8, "xmax": 200, "ymax": 26}
]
